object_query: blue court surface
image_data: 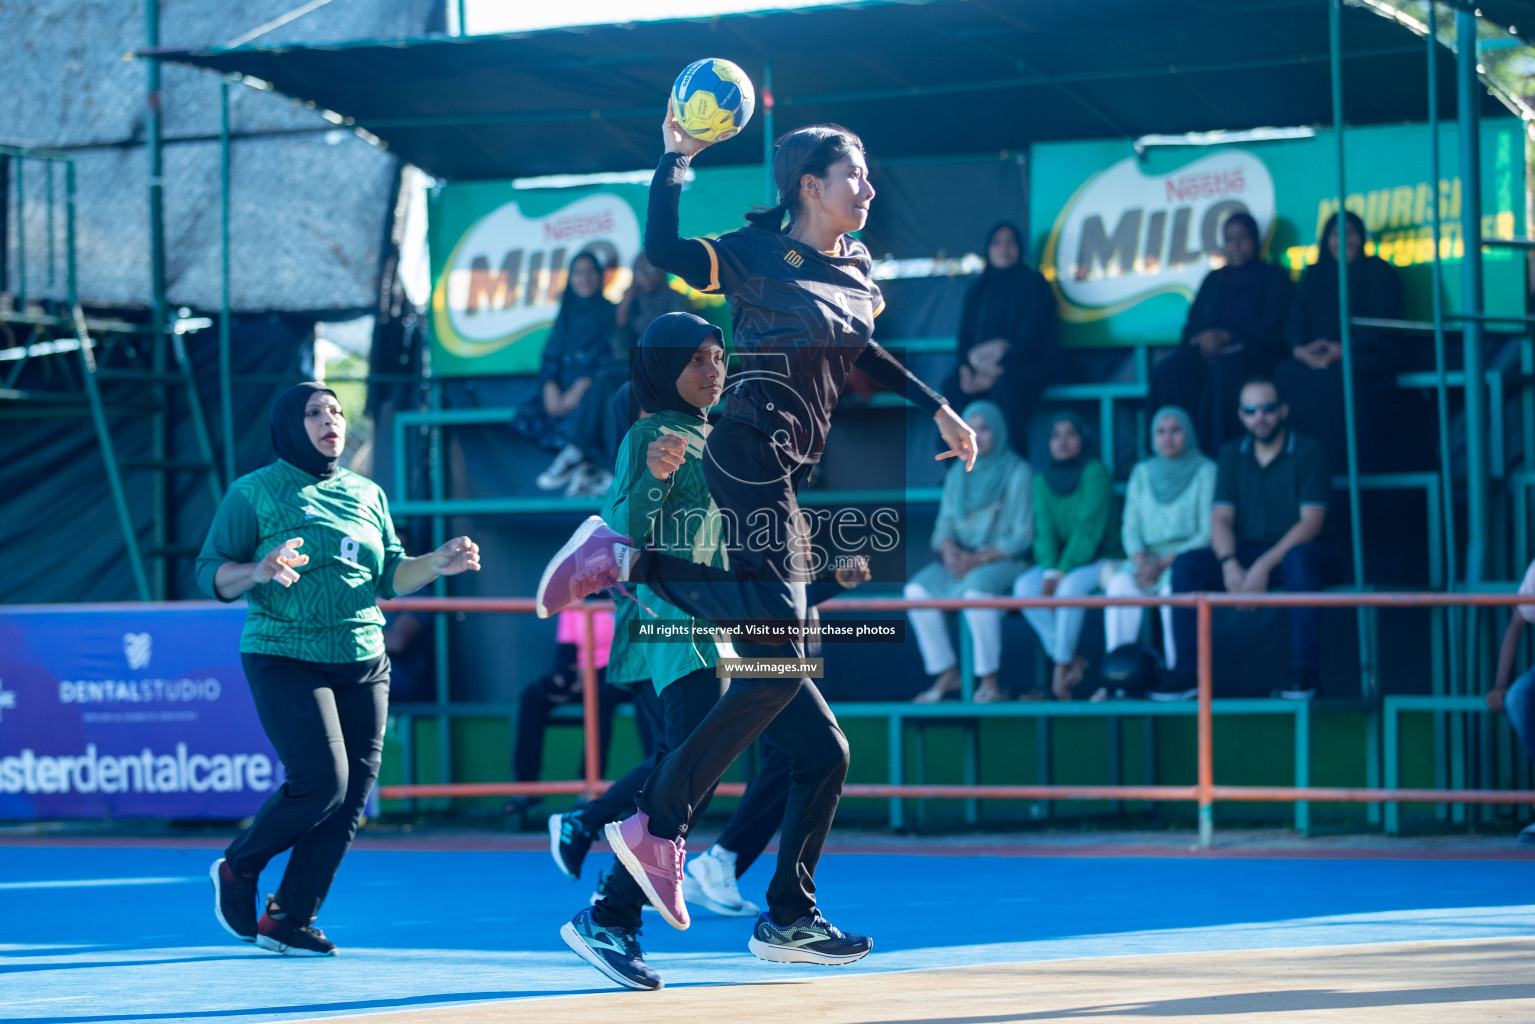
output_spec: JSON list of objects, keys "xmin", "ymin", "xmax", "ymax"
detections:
[{"xmin": 1, "ymin": 841, "xmax": 1533, "ymax": 1023}]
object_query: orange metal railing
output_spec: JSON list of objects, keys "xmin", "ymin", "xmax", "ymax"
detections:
[{"xmin": 377, "ymin": 591, "xmax": 1535, "ymax": 845}]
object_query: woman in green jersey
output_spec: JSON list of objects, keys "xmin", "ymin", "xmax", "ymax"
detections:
[
  {"xmin": 197, "ymin": 382, "xmax": 479, "ymax": 955},
  {"xmin": 560, "ymin": 312, "xmax": 737, "ymax": 990}
]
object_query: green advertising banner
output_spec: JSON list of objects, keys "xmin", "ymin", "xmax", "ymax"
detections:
[
  {"xmin": 1030, "ymin": 120, "xmax": 1527, "ymax": 347},
  {"xmin": 428, "ymin": 167, "xmax": 762, "ymax": 377}
]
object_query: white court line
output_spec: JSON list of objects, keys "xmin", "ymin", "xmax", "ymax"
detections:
[{"xmin": 0, "ymin": 876, "xmax": 200, "ymax": 890}]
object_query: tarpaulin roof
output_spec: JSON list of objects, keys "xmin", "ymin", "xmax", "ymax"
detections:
[{"xmin": 145, "ymin": 0, "xmax": 1522, "ymax": 182}]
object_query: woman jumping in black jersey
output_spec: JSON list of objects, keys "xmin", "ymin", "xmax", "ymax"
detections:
[{"xmin": 537, "ymin": 111, "xmax": 977, "ymax": 966}]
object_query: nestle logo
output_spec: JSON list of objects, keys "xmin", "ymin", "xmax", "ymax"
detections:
[
  {"xmin": 1165, "ymin": 168, "xmax": 1247, "ymax": 203},
  {"xmin": 543, "ymin": 212, "xmax": 614, "ymax": 241}
]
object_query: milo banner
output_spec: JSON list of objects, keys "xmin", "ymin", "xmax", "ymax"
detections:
[
  {"xmin": 429, "ymin": 167, "xmax": 761, "ymax": 377},
  {"xmin": 1032, "ymin": 120, "xmax": 1527, "ymax": 347},
  {"xmin": 0, "ymin": 603, "xmax": 280, "ymax": 819}
]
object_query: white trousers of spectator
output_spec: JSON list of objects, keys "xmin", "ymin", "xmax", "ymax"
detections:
[
  {"xmin": 1015, "ymin": 562, "xmax": 1103, "ymax": 665},
  {"xmin": 1103, "ymin": 569, "xmax": 1178, "ymax": 668},
  {"xmin": 904, "ymin": 581, "xmax": 1007, "ymax": 677}
]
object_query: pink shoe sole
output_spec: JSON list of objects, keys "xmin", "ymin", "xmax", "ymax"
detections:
[{"xmin": 536, "ymin": 516, "xmax": 626, "ymax": 619}]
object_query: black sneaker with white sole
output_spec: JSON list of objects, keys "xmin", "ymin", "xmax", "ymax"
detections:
[
  {"xmin": 560, "ymin": 906, "xmax": 662, "ymax": 990},
  {"xmin": 209, "ymin": 858, "xmax": 258, "ymax": 942},
  {"xmin": 590, "ymin": 867, "xmax": 656, "ymax": 913},
  {"xmin": 748, "ymin": 910, "xmax": 872, "ymax": 965},
  {"xmin": 550, "ymin": 811, "xmax": 595, "ymax": 881},
  {"xmin": 255, "ymin": 897, "xmax": 337, "ymax": 956},
  {"xmin": 1272, "ymin": 667, "xmax": 1319, "ymax": 700}
]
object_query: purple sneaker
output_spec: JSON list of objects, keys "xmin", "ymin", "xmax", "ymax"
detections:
[
  {"xmin": 536, "ymin": 516, "xmax": 631, "ymax": 619},
  {"xmin": 604, "ymin": 812, "xmax": 690, "ymax": 931}
]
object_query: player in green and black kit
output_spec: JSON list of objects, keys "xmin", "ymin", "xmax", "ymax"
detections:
[
  {"xmin": 558, "ymin": 312, "xmax": 733, "ymax": 990},
  {"xmin": 197, "ymin": 382, "xmax": 480, "ymax": 956}
]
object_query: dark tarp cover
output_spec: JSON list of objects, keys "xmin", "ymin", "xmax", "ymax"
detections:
[
  {"xmin": 147, "ymin": 0, "xmax": 1519, "ymax": 182},
  {"xmin": 0, "ymin": 317, "xmax": 314, "ymax": 603}
]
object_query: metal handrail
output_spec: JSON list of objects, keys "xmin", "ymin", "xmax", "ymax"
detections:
[{"xmin": 374, "ymin": 590, "xmax": 1535, "ymax": 847}]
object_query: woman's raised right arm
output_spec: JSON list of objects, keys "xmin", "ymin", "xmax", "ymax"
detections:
[
  {"xmin": 644, "ymin": 152, "xmax": 718, "ymax": 290},
  {"xmin": 644, "ymin": 110, "xmax": 724, "ymax": 290}
]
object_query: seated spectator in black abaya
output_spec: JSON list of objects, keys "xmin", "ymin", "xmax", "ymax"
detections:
[
  {"xmin": 1147, "ymin": 212, "xmax": 1293, "ymax": 456},
  {"xmin": 1274, "ymin": 210, "xmax": 1404, "ymax": 471},
  {"xmin": 515, "ymin": 250, "xmax": 616, "ymax": 479},
  {"xmin": 942, "ymin": 222, "xmax": 1060, "ymax": 448},
  {"xmin": 538, "ymin": 253, "xmax": 692, "ymax": 498}
]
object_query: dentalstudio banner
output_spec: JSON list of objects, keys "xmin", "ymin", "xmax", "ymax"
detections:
[
  {"xmin": 429, "ymin": 167, "xmax": 761, "ymax": 377},
  {"xmin": 1031, "ymin": 120, "xmax": 1527, "ymax": 347},
  {"xmin": 0, "ymin": 603, "xmax": 279, "ymax": 819}
]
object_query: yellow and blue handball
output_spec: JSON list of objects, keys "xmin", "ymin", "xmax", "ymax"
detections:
[{"xmin": 670, "ymin": 58, "xmax": 755, "ymax": 143}]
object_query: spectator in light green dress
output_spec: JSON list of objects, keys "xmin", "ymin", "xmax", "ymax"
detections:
[
  {"xmin": 1104, "ymin": 406, "xmax": 1216, "ymax": 671},
  {"xmin": 905, "ymin": 400, "xmax": 1034, "ymax": 703}
]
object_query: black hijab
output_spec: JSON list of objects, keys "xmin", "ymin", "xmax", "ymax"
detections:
[
  {"xmin": 271, "ymin": 382, "xmax": 340, "ymax": 479},
  {"xmin": 632, "ymin": 312, "xmax": 722, "ymax": 422},
  {"xmin": 959, "ymin": 222, "xmax": 1034, "ymax": 354},
  {"xmin": 1213, "ymin": 211, "xmax": 1266, "ymax": 331},
  {"xmin": 545, "ymin": 252, "xmax": 618, "ymax": 382},
  {"xmin": 1298, "ymin": 209, "xmax": 1401, "ymax": 338}
]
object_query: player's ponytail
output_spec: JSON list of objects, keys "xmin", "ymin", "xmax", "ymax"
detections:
[
  {"xmin": 744, "ymin": 200, "xmax": 792, "ymax": 232},
  {"xmin": 745, "ymin": 123, "xmax": 865, "ymax": 233}
]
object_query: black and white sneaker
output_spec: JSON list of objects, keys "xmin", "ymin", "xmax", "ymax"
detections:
[
  {"xmin": 560, "ymin": 906, "xmax": 662, "ymax": 990},
  {"xmin": 537, "ymin": 444, "xmax": 586, "ymax": 492},
  {"xmin": 1272, "ymin": 668, "xmax": 1319, "ymax": 700},
  {"xmin": 748, "ymin": 910, "xmax": 872, "ymax": 965},
  {"xmin": 255, "ymin": 898, "xmax": 337, "ymax": 956},
  {"xmin": 550, "ymin": 812, "xmax": 595, "ymax": 881},
  {"xmin": 209, "ymin": 858, "xmax": 258, "ymax": 942},
  {"xmin": 590, "ymin": 867, "xmax": 656, "ymax": 913}
]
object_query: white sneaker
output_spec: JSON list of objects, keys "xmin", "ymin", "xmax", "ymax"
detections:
[
  {"xmin": 684, "ymin": 850, "xmax": 760, "ymax": 917},
  {"xmin": 537, "ymin": 445, "xmax": 585, "ymax": 491},
  {"xmin": 566, "ymin": 464, "xmax": 612, "ymax": 499}
]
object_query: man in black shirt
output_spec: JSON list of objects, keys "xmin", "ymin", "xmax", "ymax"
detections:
[{"xmin": 1161, "ymin": 377, "xmax": 1339, "ymax": 698}]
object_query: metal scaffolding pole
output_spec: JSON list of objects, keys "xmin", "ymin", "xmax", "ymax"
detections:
[
  {"xmin": 762, "ymin": 60, "xmax": 775, "ymax": 206},
  {"xmin": 1426, "ymin": 0, "xmax": 1459, "ymax": 813},
  {"xmin": 220, "ymin": 79, "xmax": 236, "ymax": 486},
  {"xmin": 1330, "ymin": 0, "xmax": 1373, "ymax": 692},
  {"xmin": 1457, "ymin": 7, "xmax": 1489, "ymax": 582},
  {"xmin": 69, "ymin": 160, "xmax": 151, "ymax": 602},
  {"xmin": 15, "ymin": 157, "xmax": 24, "ymax": 308},
  {"xmin": 1426, "ymin": 3, "xmax": 1459, "ymax": 597},
  {"xmin": 146, "ymin": 0, "xmax": 169, "ymax": 599}
]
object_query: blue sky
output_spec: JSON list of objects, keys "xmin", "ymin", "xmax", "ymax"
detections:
[{"xmin": 462, "ymin": 0, "xmax": 849, "ymax": 34}]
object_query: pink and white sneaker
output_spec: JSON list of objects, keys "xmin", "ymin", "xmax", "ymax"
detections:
[
  {"xmin": 604, "ymin": 811, "xmax": 690, "ymax": 930},
  {"xmin": 536, "ymin": 516, "xmax": 631, "ymax": 619}
]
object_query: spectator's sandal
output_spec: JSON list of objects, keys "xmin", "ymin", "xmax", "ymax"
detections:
[
  {"xmin": 913, "ymin": 668, "xmax": 961, "ymax": 703},
  {"xmin": 973, "ymin": 683, "xmax": 1010, "ymax": 703},
  {"xmin": 913, "ymin": 680, "xmax": 956, "ymax": 703}
]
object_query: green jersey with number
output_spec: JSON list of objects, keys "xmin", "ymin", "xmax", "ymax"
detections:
[{"xmin": 195, "ymin": 460, "xmax": 406, "ymax": 663}]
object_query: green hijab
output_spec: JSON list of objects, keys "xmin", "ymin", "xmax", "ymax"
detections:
[
  {"xmin": 1041, "ymin": 411, "xmax": 1093, "ymax": 496},
  {"xmin": 943, "ymin": 400, "xmax": 1025, "ymax": 549},
  {"xmin": 1144, "ymin": 405, "xmax": 1212, "ymax": 504}
]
